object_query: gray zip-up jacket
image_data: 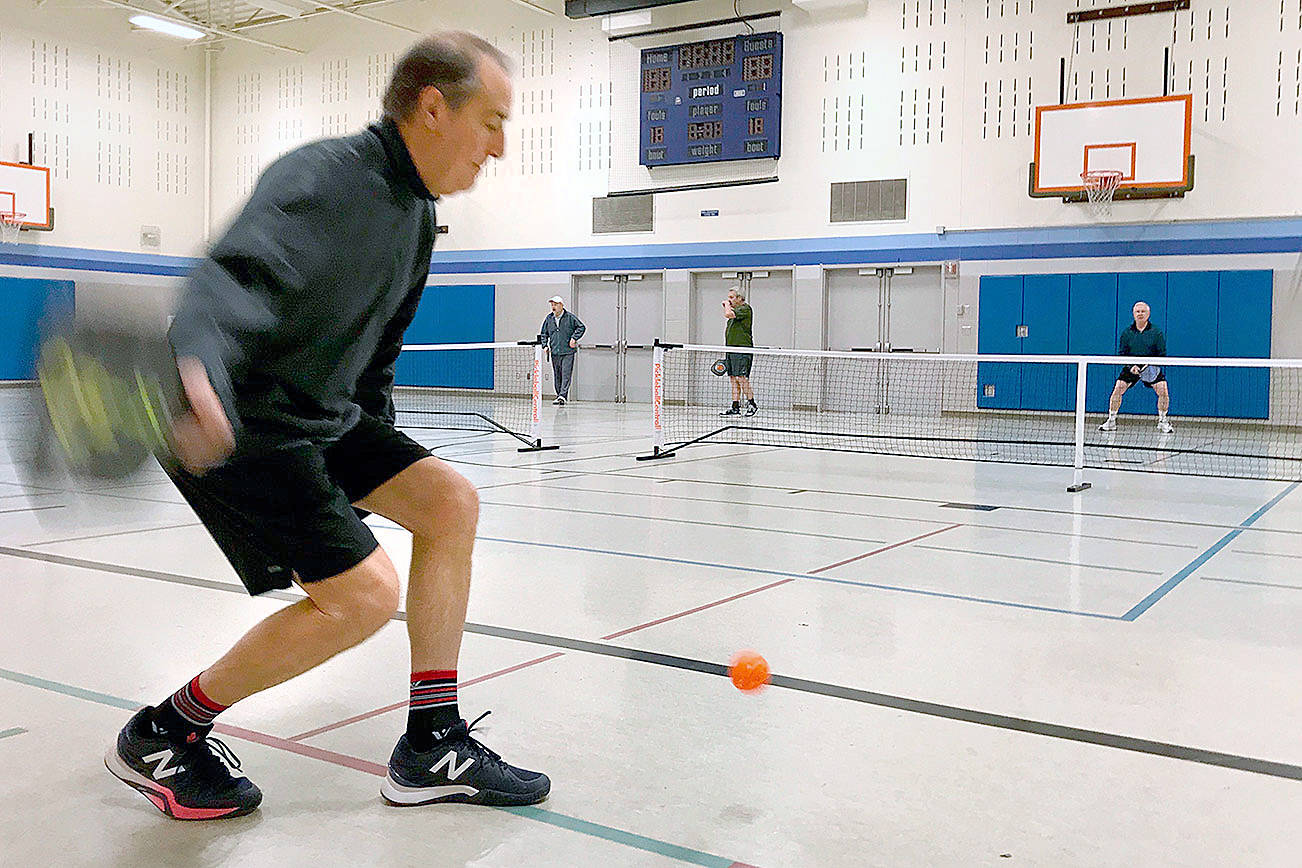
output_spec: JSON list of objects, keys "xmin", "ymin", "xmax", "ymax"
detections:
[
  {"xmin": 168, "ymin": 119, "xmax": 435, "ymax": 446},
  {"xmin": 540, "ymin": 310, "xmax": 586, "ymax": 356}
]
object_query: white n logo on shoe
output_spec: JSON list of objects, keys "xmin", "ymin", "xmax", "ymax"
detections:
[
  {"xmin": 429, "ymin": 749, "xmax": 474, "ymax": 781},
  {"xmin": 142, "ymin": 749, "xmax": 183, "ymax": 780}
]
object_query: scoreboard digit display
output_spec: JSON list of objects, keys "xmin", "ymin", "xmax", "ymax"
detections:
[{"xmin": 638, "ymin": 32, "xmax": 782, "ymax": 167}]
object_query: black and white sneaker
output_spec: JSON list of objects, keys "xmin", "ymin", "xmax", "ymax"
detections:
[
  {"xmin": 105, "ymin": 707, "xmax": 262, "ymax": 820},
  {"xmin": 719, "ymin": 406, "xmax": 741, "ymax": 416},
  {"xmin": 381, "ymin": 712, "xmax": 550, "ymax": 807},
  {"xmin": 555, "ymin": 396, "xmax": 567, "ymax": 406},
  {"xmin": 744, "ymin": 402, "xmax": 758, "ymax": 417}
]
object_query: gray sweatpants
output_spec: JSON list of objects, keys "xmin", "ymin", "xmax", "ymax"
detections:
[{"xmin": 551, "ymin": 352, "xmax": 575, "ymax": 399}]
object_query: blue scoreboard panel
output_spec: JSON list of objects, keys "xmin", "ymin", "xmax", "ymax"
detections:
[{"xmin": 639, "ymin": 32, "xmax": 782, "ymax": 167}]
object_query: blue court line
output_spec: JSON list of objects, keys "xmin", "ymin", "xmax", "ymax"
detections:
[
  {"xmin": 1121, "ymin": 481, "xmax": 1302, "ymax": 621},
  {"xmin": 0, "ymin": 726, "xmax": 29, "ymax": 740},
  {"xmin": 0, "ymin": 667, "xmax": 742, "ymax": 868},
  {"xmin": 476, "ymin": 536, "xmax": 1123, "ymax": 620}
]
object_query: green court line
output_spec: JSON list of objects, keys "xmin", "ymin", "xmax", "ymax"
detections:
[
  {"xmin": 0, "ymin": 726, "xmax": 29, "ymax": 740},
  {"xmin": 0, "ymin": 667, "xmax": 743, "ymax": 868}
]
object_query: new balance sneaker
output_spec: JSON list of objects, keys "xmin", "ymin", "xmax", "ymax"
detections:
[
  {"xmin": 555, "ymin": 396, "xmax": 567, "ymax": 406},
  {"xmin": 744, "ymin": 402, "xmax": 758, "ymax": 417},
  {"xmin": 719, "ymin": 406, "xmax": 741, "ymax": 416},
  {"xmin": 381, "ymin": 712, "xmax": 550, "ymax": 807},
  {"xmin": 1098, "ymin": 418, "xmax": 1117, "ymax": 431},
  {"xmin": 1157, "ymin": 418, "xmax": 1174, "ymax": 434},
  {"xmin": 105, "ymin": 707, "xmax": 262, "ymax": 820}
]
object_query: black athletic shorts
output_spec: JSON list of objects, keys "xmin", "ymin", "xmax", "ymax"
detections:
[
  {"xmin": 165, "ymin": 413, "xmax": 431, "ymax": 596},
  {"xmin": 725, "ymin": 351, "xmax": 753, "ymax": 378},
  {"xmin": 1117, "ymin": 365, "xmax": 1166, "ymax": 389}
]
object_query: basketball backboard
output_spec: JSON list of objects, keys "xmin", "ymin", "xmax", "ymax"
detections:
[
  {"xmin": 0, "ymin": 161, "xmax": 53, "ymax": 230},
  {"xmin": 1029, "ymin": 94, "xmax": 1194, "ymax": 202}
]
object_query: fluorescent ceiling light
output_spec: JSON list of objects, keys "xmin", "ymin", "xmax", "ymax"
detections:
[{"xmin": 129, "ymin": 14, "xmax": 205, "ymax": 40}]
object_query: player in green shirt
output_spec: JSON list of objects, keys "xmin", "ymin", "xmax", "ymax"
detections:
[{"xmin": 721, "ymin": 287, "xmax": 758, "ymax": 416}]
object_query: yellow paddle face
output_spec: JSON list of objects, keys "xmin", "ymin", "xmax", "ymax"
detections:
[{"xmin": 36, "ymin": 335, "xmax": 174, "ymax": 475}]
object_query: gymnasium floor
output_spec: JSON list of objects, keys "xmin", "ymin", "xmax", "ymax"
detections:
[{"xmin": 1, "ymin": 395, "xmax": 1300, "ymax": 867}]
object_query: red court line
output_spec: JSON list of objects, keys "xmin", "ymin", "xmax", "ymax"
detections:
[
  {"xmin": 601, "ymin": 578, "xmax": 796, "ymax": 640},
  {"xmin": 288, "ymin": 652, "xmax": 566, "ymax": 741},
  {"xmin": 293, "ymin": 578, "xmax": 798, "ymax": 741},
  {"xmin": 807, "ymin": 523, "xmax": 963, "ymax": 574},
  {"xmin": 215, "ymin": 722, "xmax": 387, "ymax": 776},
  {"xmin": 290, "ymin": 526, "xmax": 962, "ymax": 743}
]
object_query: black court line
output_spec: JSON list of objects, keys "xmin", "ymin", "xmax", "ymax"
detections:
[
  {"xmin": 940, "ymin": 502, "xmax": 1001, "ymax": 511},
  {"xmin": 5, "ymin": 544, "xmax": 1300, "ymax": 782},
  {"xmin": 476, "ymin": 499, "xmax": 889, "ymax": 547},
  {"xmin": 1233, "ymin": 548, "xmax": 1302, "ymax": 560},
  {"xmin": 527, "ymin": 480, "xmax": 1207, "ymax": 553},
  {"xmin": 24, "ymin": 521, "xmax": 204, "ymax": 549},
  {"xmin": 564, "ymin": 461, "xmax": 1302, "ymax": 537},
  {"xmin": 529, "ymin": 481, "xmax": 1201, "ymax": 550},
  {"xmin": 1200, "ymin": 575, "xmax": 1302, "ymax": 592},
  {"xmin": 912, "ymin": 544, "xmax": 1163, "ymax": 575},
  {"xmin": 0, "ymin": 504, "xmax": 64, "ymax": 516}
]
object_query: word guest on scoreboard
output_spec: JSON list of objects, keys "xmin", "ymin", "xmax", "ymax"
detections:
[{"xmin": 639, "ymin": 32, "xmax": 783, "ymax": 167}]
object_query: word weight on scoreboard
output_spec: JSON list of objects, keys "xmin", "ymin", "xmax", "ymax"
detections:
[{"xmin": 639, "ymin": 32, "xmax": 782, "ymax": 167}]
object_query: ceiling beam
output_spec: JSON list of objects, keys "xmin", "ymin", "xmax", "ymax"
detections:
[
  {"xmin": 297, "ymin": 0, "xmax": 420, "ymax": 33},
  {"xmin": 91, "ymin": 0, "xmax": 305, "ymax": 52}
]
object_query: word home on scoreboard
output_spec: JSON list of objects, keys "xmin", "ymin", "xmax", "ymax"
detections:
[{"xmin": 638, "ymin": 32, "xmax": 783, "ymax": 167}]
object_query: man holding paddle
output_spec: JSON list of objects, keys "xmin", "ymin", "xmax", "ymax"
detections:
[
  {"xmin": 103, "ymin": 33, "xmax": 550, "ymax": 820},
  {"xmin": 1098, "ymin": 300, "xmax": 1174, "ymax": 434}
]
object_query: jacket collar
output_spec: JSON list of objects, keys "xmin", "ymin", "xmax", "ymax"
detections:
[{"xmin": 371, "ymin": 117, "xmax": 436, "ymax": 202}]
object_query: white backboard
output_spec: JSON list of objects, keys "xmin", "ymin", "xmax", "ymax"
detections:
[
  {"xmin": 0, "ymin": 161, "xmax": 52, "ymax": 229},
  {"xmin": 1031, "ymin": 95, "xmax": 1193, "ymax": 197}
]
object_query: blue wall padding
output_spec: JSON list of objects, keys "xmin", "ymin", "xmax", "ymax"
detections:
[
  {"xmin": 0, "ymin": 277, "xmax": 74, "ymax": 379},
  {"xmin": 393, "ymin": 284, "xmax": 495, "ymax": 390},
  {"xmin": 1018, "ymin": 275, "xmax": 1069, "ymax": 411},
  {"xmin": 978, "ymin": 270, "xmax": 1272, "ymax": 420},
  {"xmin": 1164, "ymin": 272, "xmax": 1218, "ymax": 417},
  {"xmin": 1066, "ymin": 273, "xmax": 1118, "ymax": 414},
  {"xmin": 976, "ymin": 276, "xmax": 1024, "ymax": 409},
  {"xmin": 1215, "ymin": 271, "xmax": 1272, "ymax": 419}
]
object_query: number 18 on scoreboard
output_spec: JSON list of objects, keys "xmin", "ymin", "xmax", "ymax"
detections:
[{"xmin": 639, "ymin": 32, "xmax": 783, "ymax": 167}]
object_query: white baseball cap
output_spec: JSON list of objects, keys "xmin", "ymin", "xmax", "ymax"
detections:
[{"xmin": 548, "ymin": 296, "xmax": 564, "ymax": 303}]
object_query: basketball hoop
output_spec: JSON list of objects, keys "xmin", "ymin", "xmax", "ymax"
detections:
[
  {"xmin": 0, "ymin": 212, "xmax": 27, "ymax": 244},
  {"xmin": 1080, "ymin": 170, "xmax": 1122, "ymax": 217}
]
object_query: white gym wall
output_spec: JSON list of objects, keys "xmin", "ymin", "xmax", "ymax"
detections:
[{"xmin": 0, "ymin": 2, "xmax": 206, "ymax": 255}]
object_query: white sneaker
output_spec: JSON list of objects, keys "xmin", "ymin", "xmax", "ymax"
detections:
[
  {"xmin": 556, "ymin": 396, "xmax": 567, "ymax": 406},
  {"xmin": 1157, "ymin": 418, "xmax": 1174, "ymax": 434},
  {"xmin": 1097, "ymin": 418, "xmax": 1116, "ymax": 432}
]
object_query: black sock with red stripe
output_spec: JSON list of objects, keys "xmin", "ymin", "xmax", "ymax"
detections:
[
  {"xmin": 151, "ymin": 674, "xmax": 228, "ymax": 744},
  {"xmin": 407, "ymin": 669, "xmax": 459, "ymax": 752}
]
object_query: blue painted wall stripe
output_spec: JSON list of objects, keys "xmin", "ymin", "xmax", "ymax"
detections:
[{"xmin": 3, "ymin": 217, "xmax": 1300, "ymax": 277}]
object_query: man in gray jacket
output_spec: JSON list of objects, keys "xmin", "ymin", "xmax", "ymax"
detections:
[{"xmin": 540, "ymin": 296, "xmax": 585, "ymax": 405}]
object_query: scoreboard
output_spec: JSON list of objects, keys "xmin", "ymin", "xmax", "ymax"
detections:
[{"xmin": 638, "ymin": 32, "xmax": 782, "ymax": 167}]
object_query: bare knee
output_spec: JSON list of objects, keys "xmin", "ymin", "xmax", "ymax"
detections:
[
  {"xmin": 307, "ymin": 551, "xmax": 400, "ymax": 640},
  {"xmin": 413, "ymin": 467, "xmax": 479, "ymax": 538}
]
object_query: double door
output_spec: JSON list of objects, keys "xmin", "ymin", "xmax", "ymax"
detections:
[
  {"xmin": 571, "ymin": 273, "xmax": 663, "ymax": 403},
  {"xmin": 824, "ymin": 265, "xmax": 944, "ymax": 413}
]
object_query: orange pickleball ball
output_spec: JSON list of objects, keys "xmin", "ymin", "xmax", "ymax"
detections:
[{"xmin": 729, "ymin": 650, "xmax": 770, "ymax": 692}]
